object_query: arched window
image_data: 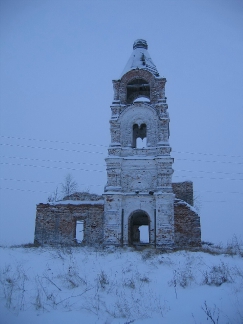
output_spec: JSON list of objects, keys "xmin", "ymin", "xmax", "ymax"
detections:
[
  {"xmin": 127, "ymin": 78, "xmax": 150, "ymax": 103},
  {"xmin": 133, "ymin": 123, "xmax": 147, "ymax": 148}
]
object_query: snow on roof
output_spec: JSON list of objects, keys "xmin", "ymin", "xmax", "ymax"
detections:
[{"xmin": 121, "ymin": 39, "xmax": 160, "ymax": 77}]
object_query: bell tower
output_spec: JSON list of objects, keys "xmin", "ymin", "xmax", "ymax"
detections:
[{"xmin": 103, "ymin": 39, "xmax": 174, "ymax": 248}]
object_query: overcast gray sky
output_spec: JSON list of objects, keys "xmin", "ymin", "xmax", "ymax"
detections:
[{"xmin": 0, "ymin": 0, "xmax": 243, "ymax": 245}]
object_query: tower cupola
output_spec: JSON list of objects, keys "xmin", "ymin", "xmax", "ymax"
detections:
[
  {"xmin": 121, "ymin": 39, "xmax": 159, "ymax": 77},
  {"xmin": 112, "ymin": 40, "xmax": 165, "ymax": 105}
]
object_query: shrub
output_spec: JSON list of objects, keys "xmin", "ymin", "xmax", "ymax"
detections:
[{"xmin": 202, "ymin": 262, "xmax": 233, "ymax": 286}]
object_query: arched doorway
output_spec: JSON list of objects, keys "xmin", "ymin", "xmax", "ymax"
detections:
[{"xmin": 129, "ymin": 210, "xmax": 150, "ymax": 245}]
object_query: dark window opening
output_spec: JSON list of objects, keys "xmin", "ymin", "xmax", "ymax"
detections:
[
  {"xmin": 127, "ymin": 78, "xmax": 150, "ymax": 103},
  {"xmin": 75, "ymin": 220, "xmax": 84, "ymax": 243},
  {"xmin": 133, "ymin": 123, "xmax": 147, "ymax": 148},
  {"xmin": 129, "ymin": 211, "xmax": 150, "ymax": 245}
]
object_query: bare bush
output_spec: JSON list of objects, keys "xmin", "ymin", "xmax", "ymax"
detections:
[
  {"xmin": 139, "ymin": 276, "xmax": 150, "ymax": 283},
  {"xmin": 98, "ymin": 270, "xmax": 109, "ymax": 289},
  {"xmin": 202, "ymin": 261, "xmax": 233, "ymax": 286},
  {"xmin": 169, "ymin": 267, "xmax": 194, "ymax": 289},
  {"xmin": 201, "ymin": 301, "xmax": 220, "ymax": 324},
  {"xmin": 61, "ymin": 174, "xmax": 78, "ymax": 198},
  {"xmin": 123, "ymin": 278, "xmax": 136, "ymax": 289},
  {"xmin": 226, "ymin": 235, "xmax": 243, "ymax": 257},
  {"xmin": 47, "ymin": 186, "xmax": 60, "ymax": 203},
  {"xmin": 0, "ymin": 264, "xmax": 28, "ymax": 310},
  {"xmin": 201, "ymin": 236, "xmax": 243, "ymax": 256}
]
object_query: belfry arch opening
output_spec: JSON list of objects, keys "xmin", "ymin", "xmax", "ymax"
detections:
[
  {"xmin": 129, "ymin": 211, "xmax": 150, "ymax": 245},
  {"xmin": 127, "ymin": 78, "xmax": 150, "ymax": 103},
  {"xmin": 133, "ymin": 123, "xmax": 147, "ymax": 148}
]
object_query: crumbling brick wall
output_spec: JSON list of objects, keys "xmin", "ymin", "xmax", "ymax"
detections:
[
  {"xmin": 34, "ymin": 190, "xmax": 201, "ymax": 248},
  {"xmin": 172, "ymin": 181, "xmax": 193, "ymax": 206},
  {"xmin": 34, "ymin": 203, "xmax": 104, "ymax": 246},
  {"xmin": 174, "ymin": 199, "xmax": 201, "ymax": 247}
]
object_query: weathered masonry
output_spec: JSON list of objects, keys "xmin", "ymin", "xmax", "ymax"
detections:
[{"xmin": 34, "ymin": 40, "xmax": 201, "ymax": 248}]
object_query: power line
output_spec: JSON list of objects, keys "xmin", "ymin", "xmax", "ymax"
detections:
[
  {"xmin": 1, "ymin": 135, "xmax": 243, "ymax": 159},
  {"xmin": 176, "ymin": 158, "xmax": 243, "ymax": 165},
  {"xmin": 0, "ymin": 155, "xmax": 104, "ymax": 167},
  {"xmin": 0, "ymin": 143, "xmax": 105, "ymax": 155},
  {"xmin": 1, "ymin": 162, "xmax": 243, "ymax": 182},
  {"xmin": 172, "ymin": 150, "xmax": 243, "ymax": 159},
  {"xmin": 0, "ymin": 162, "xmax": 104, "ymax": 173},
  {"xmin": 1, "ymin": 178, "xmax": 242, "ymax": 194},
  {"xmin": 0, "ymin": 135, "xmax": 107, "ymax": 148},
  {"xmin": 0, "ymin": 178, "xmax": 57, "ymax": 184},
  {"xmin": 176, "ymin": 169, "xmax": 243, "ymax": 176},
  {"xmin": 1, "ymin": 155, "xmax": 242, "ymax": 176},
  {"xmin": 0, "ymin": 187, "xmax": 242, "ymax": 203},
  {"xmin": 173, "ymin": 174, "xmax": 243, "ymax": 181},
  {"xmin": 0, "ymin": 187, "xmax": 51, "ymax": 194},
  {"xmin": 1, "ymin": 144, "xmax": 242, "ymax": 165},
  {"xmin": 0, "ymin": 178, "xmax": 103, "ymax": 187},
  {"xmin": 194, "ymin": 189, "xmax": 243, "ymax": 195}
]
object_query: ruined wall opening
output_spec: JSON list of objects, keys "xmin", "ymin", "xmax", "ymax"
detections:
[
  {"xmin": 75, "ymin": 220, "xmax": 84, "ymax": 243},
  {"xmin": 129, "ymin": 211, "xmax": 150, "ymax": 245},
  {"xmin": 133, "ymin": 123, "xmax": 147, "ymax": 148},
  {"xmin": 127, "ymin": 78, "xmax": 150, "ymax": 103}
]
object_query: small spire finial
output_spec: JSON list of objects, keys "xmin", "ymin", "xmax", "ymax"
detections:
[{"xmin": 133, "ymin": 39, "xmax": 148, "ymax": 50}]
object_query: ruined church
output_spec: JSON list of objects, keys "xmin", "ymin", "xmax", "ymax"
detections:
[{"xmin": 34, "ymin": 39, "xmax": 201, "ymax": 248}]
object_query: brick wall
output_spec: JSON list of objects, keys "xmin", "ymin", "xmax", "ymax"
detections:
[
  {"xmin": 172, "ymin": 181, "xmax": 194, "ymax": 206},
  {"xmin": 34, "ymin": 198, "xmax": 201, "ymax": 248},
  {"xmin": 174, "ymin": 199, "xmax": 201, "ymax": 247},
  {"xmin": 34, "ymin": 203, "xmax": 104, "ymax": 246}
]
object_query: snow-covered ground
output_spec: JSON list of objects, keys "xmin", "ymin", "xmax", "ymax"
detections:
[{"xmin": 0, "ymin": 244, "xmax": 242, "ymax": 324}]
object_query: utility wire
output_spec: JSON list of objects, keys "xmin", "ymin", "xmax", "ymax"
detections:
[
  {"xmin": 1, "ymin": 178, "xmax": 242, "ymax": 194},
  {"xmin": 173, "ymin": 174, "xmax": 243, "ymax": 181},
  {"xmin": 172, "ymin": 150, "xmax": 243, "ymax": 159},
  {"xmin": 0, "ymin": 187, "xmax": 242, "ymax": 203},
  {"xmin": 193, "ymin": 189, "xmax": 243, "ymax": 194},
  {"xmin": 1, "ymin": 162, "xmax": 243, "ymax": 181},
  {"xmin": 1, "ymin": 155, "xmax": 242, "ymax": 176},
  {"xmin": 1, "ymin": 135, "xmax": 243, "ymax": 159},
  {"xmin": 0, "ymin": 178, "xmax": 57, "ymax": 184},
  {"xmin": 0, "ymin": 155, "xmax": 103, "ymax": 167},
  {"xmin": 0, "ymin": 135, "xmax": 107, "ymax": 148},
  {"xmin": 2, "ymin": 144, "xmax": 243, "ymax": 169},
  {"xmin": 176, "ymin": 169, "xmax": 243, "ymax": 176},
  {"xmin": 0, "ymin": 162, "xmax": 104, "ymax": 173},
  {"xmin": 0, "ymin": 187, "xmax": 51, "ymax": 194},
  {"xmin": 175, "ymin": 158, "xmax": 243, "ymax": 165},
  {"xmin": 0, "ymin": 143, "xmax": 105, "ymax": 155},
  {"xmin": 1, "ymin": 143, "xmax": 243, "ymax": 165},
  {"xmin": 0, "ymin": 178, "xmax": 103, "ymax": 187}
]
